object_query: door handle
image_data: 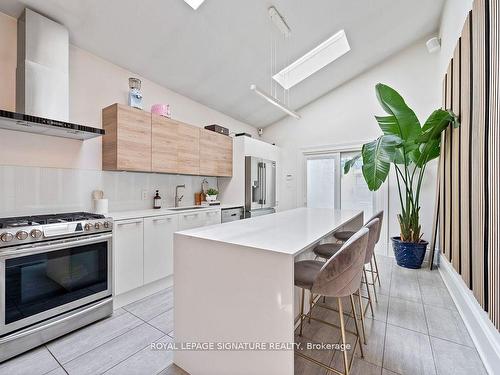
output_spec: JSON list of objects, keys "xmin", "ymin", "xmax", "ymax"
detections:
[
  {"xmin": 153, "ymin": 217, "xmax": 171, "ymax": 223},
  {"xmin": 117, "ymin": 220, "xmax": 142, "ymax": 226}
]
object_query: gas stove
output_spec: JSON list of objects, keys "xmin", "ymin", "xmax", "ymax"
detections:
[{"xmin": 0, "ymin": 211, "xmax": 113, "ymax": 248}]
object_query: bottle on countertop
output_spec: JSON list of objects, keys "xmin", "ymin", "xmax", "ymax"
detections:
[{"xmin": 154, "ymin": 190, "xmax": 162, "ymax": 209}]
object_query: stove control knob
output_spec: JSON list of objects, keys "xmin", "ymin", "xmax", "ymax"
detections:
[
  {"xmin": 84, "ymin": 223, "xmax": 93, "ymax": 231},
  {"xmin": 1, "ymin": 232, "xmax": 14, "ymax": 242},
  {"xmin": 103, "ymin": 221, "xmax": 111, "ymax": 229},
  {"xmin": 16, "ymin": 231, "xmax": 29, "ymax": 240},
  {"xmin": 94, "ymin": 222, "xmax": 101, "ymax": 230},
  {"xmin": 30, "ymin": 229, "xmax": 43, "ymax": 239}
]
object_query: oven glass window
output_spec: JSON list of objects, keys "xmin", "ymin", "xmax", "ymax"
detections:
[{"xmin": 5, "ymin": 241, "xmax": 108, "ymax": 325}]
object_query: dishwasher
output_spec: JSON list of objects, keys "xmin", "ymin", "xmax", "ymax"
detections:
[{"xmin": 221, "ymin": 207, "xmax": 244, "ymax": 223}]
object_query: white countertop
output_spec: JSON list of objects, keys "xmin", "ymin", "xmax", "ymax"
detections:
[
  {"xmin": 109, "ymin": 204, "xmax": 242, "ymax": 221},
  {"xmin": 175, "ymin": 207, "xmax": 363, "ymax": 255}
]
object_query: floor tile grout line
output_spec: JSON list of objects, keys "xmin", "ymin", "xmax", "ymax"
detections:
[
  {"xmin": 417, "ymin": 265, "xmax": 439, "ymax": 375},
  {"xmin": 56, "ymin": 319, "xmax": 149, "ymax": 368},
  {"xmin": 380, "ymin": 257, "xmax": 392, "ymax": 374},
  {"xmin": 123, "ymin": 308, "xmax": 174, "ymax": 336},
  {"xmin": 123, "ymin": 304, "xmax": 174, "ymax": 325},
  {"xmin": 43, "ymin": 344, "xmax": 69, "ymax": 375}
]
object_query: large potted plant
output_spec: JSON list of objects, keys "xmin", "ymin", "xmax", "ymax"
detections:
[{"xmin": 344, "ymin": 83, "xmax": 459, "ymax": 269}]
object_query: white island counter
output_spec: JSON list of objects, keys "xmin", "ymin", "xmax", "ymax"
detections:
[{"xmin": 173, "ymin": 208, "xmax": 363, "ymax": 375}]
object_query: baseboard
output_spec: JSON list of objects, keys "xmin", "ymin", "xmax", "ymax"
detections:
[
  {"xmin": 438, "ymin": 256, "xmax": 500, "ymax": 375},
  {"xmin": 113, "ymin": 276, "xmax": 173, "ymax": 309}
]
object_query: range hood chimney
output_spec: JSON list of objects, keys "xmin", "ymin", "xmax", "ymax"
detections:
[
  {"xmin": 16, "ymin": 8, "xmax": 69, "ymax": 121},
  {"xmin": 0, "ymin": 8, "xmax": 103, "ymax": 140}
]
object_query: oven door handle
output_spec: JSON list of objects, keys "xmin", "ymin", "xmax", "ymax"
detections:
[
  {"xmin": 0, "ymin": 297, "xmax": 113, "ymax": 344},
  {"xmin": 0, "ymin": 233, "xmax": 112, "ymax": 259}
]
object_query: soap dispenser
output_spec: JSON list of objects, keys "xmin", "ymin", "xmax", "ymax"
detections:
[{"xmin": 153, "ymin": 190, "xmax": 162, "ymax": 209}]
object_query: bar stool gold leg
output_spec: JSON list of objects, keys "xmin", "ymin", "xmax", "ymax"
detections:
[
  {"xmin": 369, "ymin": 259, "xmax": 378, "ymax": 302},
  {"xmin": 349, "ymin": 295, "xmax": 364, "ymax": 358},
  {"xmin": 357, "ymin": 289, "xmax": 367, "ymax": 345},
  {"xmin": 299, "ymin": 288, "xmax": 305, "ymax": 336},
  {"xmin": 308, "ymin": 292, "xmax": 313, "ymax": 323},
  {"xmin": 363, "ymin": 267, "xmax": 375, "ymax": 317},
  {"xmin": 337, "ymin": 298, "xmax": 350, "ymax": 375},
  {"xmin": 373, "ymin": 253, "xmax": 381, "ymax": 286}
]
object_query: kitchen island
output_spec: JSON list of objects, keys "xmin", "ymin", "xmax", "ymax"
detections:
[{"xmin": 173, "ymin": 208, "xmax": 363, "ymax": 375}]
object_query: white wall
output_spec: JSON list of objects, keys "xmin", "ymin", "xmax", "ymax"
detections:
[
  {"xmin": 0, "ymin": 12, "xmax": 257, "ymax": 171},
  {"xmin": 261, "ymin": 37, "xmax": 442, "ymax": 253},
  {"xmin": 437, "ymin": 0, "xmax": 474, "ymax": 75}
]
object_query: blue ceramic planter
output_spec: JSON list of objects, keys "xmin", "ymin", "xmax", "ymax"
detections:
[{"xmin": 392, "ymin": 237, "xmax": 428, "ymax": 269}]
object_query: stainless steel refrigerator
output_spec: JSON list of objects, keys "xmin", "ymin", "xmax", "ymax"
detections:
[{"xmin": 245, "ymin": 156, "xmax": 276, "ymax": 218}]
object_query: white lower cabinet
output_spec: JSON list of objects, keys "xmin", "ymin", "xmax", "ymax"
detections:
[
  {"xmin": 113, "ymin": 218, "xmax": 144, "ymax": 295},
  {"xmin": 203, "ymin": 209, "xmax": 221, "ymax": 226},
  {"xmin": 144, "ymin": 215, "xmax": 177, "ymax": 284},
  {"xmin": 114, "ymin": 208, "xmax": 221, "ymax": 296}
]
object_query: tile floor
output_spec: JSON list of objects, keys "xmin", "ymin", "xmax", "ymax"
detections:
[
  {"xmin": 0, "ymin": 255, "xmax": 488, "ymax": 375},
  {"xmin": 294, "ymin": 255, "xmax": 488, "ymax": 375}
]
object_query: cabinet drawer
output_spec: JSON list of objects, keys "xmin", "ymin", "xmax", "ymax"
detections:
[
  {"xmin": 177, "ymin": 211, "xmax": 206, "ymax": 230},
  {"xmin": 203, "ymin": 209, "xmax": 221, "ymax": 226}
]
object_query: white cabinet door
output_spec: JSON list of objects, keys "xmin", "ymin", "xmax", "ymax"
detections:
[
  {"xmin": 203, "ymin": 209, "xmax": 221, "ymax": 226},
  {"xmin": 144, "ymin": 215, "xmax": 177, "ymax": 284},
  {"xmin": 114, "ymin": 218, "xmax": 144, "ymax": 295},
  {"xmin": 177, "ymin": 211, "xmax": 205, "ymax": 230}
]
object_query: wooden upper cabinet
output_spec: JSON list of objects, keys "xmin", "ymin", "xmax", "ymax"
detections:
[
  {"xmin": 152, "ymin": 114, "xmax": 178, "ymax": 173},
  {"xmin": 102, "ymin": 104, "xmax": 152, "ymax": 172},
  {"xmin": 177, "ymin": 122, "xmax": 200, "ymax": 175},
  {"xmin": 102, "ymin": 104, "xmax": 232, "ymax": 177},
  {"xmin": 199, "ymin": 129, "xmax": 233, "ymax": 177}
]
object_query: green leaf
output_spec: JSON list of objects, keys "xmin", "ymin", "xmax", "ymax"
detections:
[
  {"xmin": 343, "ymin": 154, "xmax": 361, "ymax": 174},
  {"xmin": 375, "ymin": 83, "xmax": 422, "ymax": 142},
  {"xmin": 361, "ymin": 135, "xmax": 402, "ymax": 191},
  {"xmin": 414, "ymin": 109, "xmax": 460, "ymax": 167}
]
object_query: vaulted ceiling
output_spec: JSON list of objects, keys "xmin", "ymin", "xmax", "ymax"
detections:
[{"xmin": 0, "ymin": 0, "xmax": 445, "ymax": 127}]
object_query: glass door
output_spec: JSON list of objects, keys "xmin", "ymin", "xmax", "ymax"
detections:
[{"xmin": 306, "ymin": 154, "xmax": 340, "ymax": 208}]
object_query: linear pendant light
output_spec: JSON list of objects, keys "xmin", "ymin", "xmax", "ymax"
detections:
[
  {"xmin": 183, "ymin": 0, "xmax": 205, "ymax": 10},
  {"xmin": 273, "ymin": 29, "xmax": 350, "ymax": 89},
  {"xmin": 250, "ymin": 84, "xmax": 301, "ymax": 119}
]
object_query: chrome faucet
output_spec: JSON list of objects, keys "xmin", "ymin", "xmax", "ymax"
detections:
[{"xmin": 175, "ymin": 184, "xmax": 185, "ymax": 207}]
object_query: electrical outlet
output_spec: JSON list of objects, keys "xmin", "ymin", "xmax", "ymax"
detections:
[{"xmin": 141, "ymin": 190, "xmax": 148, "ymax": 200}]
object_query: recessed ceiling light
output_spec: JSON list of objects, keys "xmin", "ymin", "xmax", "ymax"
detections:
[
  {"xmin": 272, "ymin": 29, "xmax": 350, "ymax": 89},
  {"xmin": 183, "ymin": 0, "xmax": 205, "ymax": 10}
]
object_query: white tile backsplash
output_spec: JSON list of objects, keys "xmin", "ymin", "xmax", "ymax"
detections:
[{"xmin": 0, "ymin": 165, "xmax": 217, "ymax": 217}]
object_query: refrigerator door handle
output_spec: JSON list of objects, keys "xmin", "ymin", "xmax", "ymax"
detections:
[{"xmin": 263, "ymin": 163, "xmax": 267, "ymax": 205}]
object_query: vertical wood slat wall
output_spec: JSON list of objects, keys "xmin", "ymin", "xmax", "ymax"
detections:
[{"xmin": 440, "ymin": 0, "xmax": 500, "ymax": 329}]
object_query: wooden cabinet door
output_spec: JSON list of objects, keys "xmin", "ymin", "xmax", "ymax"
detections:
[
  {"xmin": 177, "ymin": 122, "xmax": 200, "ymax": 175},
  {"xmin": 199, "ymin": 129, "xmax": 233, "ymax": 177},
  {"xmin": 144, "ymin": 215, "xmax": 177, "ymax": 284},
  {"xmin": 199, "ymin": 129, "xmax": 219, "ymax": 176},
  {"xmin": 113, "ymin": 218, "xmax": 144, "ymax": 295},
  {"xmin": 152, "ymin": 115, "xmax": 178, "ymax": 173},
  {"xmin": 116, "ymin": 105, "xmax": 151, "ymax": 172},
  {"xmin": 217, "ymin": 134, "xmax": 233, "ymax": 177}
]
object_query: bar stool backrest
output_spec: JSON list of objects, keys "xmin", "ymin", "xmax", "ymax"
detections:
[
  {"xmin": 312, "ymin": 228, "xmax": 369, "ymax": 298},
  {"xmin": 364, "ymin": 218, "xmax": 380, "ymax": 264},
  {"xmin": 366, "ymin": 210, "xmax": 384, "ymax": 243}
]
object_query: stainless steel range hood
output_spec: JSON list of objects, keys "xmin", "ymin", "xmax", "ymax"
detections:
[
  {"xmin": 0, "ymin": 9, "xmax": 104, "ymax": 141},
  {"xmin": 0, "ymin": 109, "xmax": 104, "ymax": 140}
]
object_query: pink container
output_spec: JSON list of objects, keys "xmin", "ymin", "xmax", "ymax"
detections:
[{"xmin": 151, "ymin": 104, "xmax": 171, "ymax": 118}]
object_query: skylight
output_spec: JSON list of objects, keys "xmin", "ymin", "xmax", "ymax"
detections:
[
  {"xmin": 272, "ymin": 29, "xmax": 351, "ymax": 89},
  {"xmin": 183, "ymin": 0, "xmax": 205, "ymax": 10}
]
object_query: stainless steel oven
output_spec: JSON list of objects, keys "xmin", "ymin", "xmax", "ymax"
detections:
[{"xmin": 0, "ymin": 212, "xmax": 113, "ymax": 362}]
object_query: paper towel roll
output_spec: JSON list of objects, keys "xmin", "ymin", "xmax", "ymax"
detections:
[{"xmin": 93, "ymin": 199, "xmax": 108, "ymax": 215}]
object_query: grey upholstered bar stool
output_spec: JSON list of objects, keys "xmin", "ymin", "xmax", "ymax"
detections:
[
  {"xmin": 294, "ymin": 228, "xmax": 369, "ymax": 375},
  {"xmin": 334, "ymin": 211, "xmax": 384, "ymax": 288},
  {"xmin": 313, "ymin": 219, "xmax": 380, "ymax": 320}
]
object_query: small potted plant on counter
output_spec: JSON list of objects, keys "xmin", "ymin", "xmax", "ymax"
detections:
[
  {"xmin": 344, "ymin": 83, "xmax": 459, "ymax": 269},
  {"xmin": 205, "ymin": 188, "xmax": 219, "ymax": 202}
]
